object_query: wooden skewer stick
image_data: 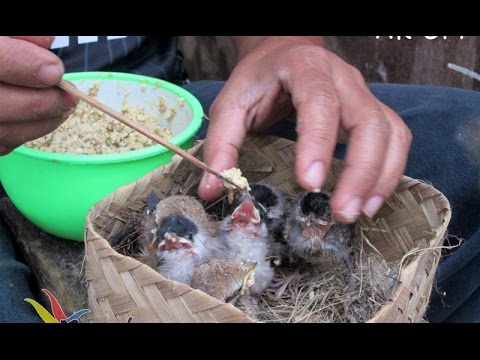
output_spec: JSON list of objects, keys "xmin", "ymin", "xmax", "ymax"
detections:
[{"xmin": 58, "ymin": 80, "xmax": 243, "ymax": 190}]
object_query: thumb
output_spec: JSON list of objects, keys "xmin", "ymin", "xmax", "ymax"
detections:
[{"xmin": 197, "ymin": 104, "xmax": 248, "ymax": 202}]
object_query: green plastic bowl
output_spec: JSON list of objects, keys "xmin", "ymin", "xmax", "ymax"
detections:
[{"xmin": 0, "ymin": 72, "xmax": 203, "ymax": 241}]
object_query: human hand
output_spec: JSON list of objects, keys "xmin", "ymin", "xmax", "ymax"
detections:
[
  {"xmin": 0, "ymin": 36, "xmax": 77, "ymax": 155},
  {"xmin": 197, "ymin": 37, "xmax": 412, "ymax": 223}
]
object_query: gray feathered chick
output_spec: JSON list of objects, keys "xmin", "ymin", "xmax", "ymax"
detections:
[
  {"xmin": 218, "ymin": 193, "xmax": 274, "ymax": 295},
  {"xmin": 285, "ymin": 191, "xmax": 357, "ymax": 291}
]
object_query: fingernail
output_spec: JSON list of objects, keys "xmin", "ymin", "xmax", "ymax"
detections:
[
  {"xmin": 63, "ymin": 106, "xmax": 76, "ymax": 119},
  {"xmin": 339, "ymin": 196, "xmax": 362, "ymax": 223},
  {"xmin": 200, "ymin": 173, "xmax": 211, "ymax": 190},
  {"xmin": 37, "ymin": 63, "xmax": 64, "ymax": 86},
  {"xmin": 303, "ymin": 161, "xmax": 325, "ymax": 190},
  {"xmin": 200, "ymin": 172, "xmax": 217, "ymax": 191},
  {"xmin": 362, "ymin": 195, "xmax": 384, "ymax": 218},
  {"xmin": 61, "ymin": 92, "xmax": 79, "ymax": 111}
]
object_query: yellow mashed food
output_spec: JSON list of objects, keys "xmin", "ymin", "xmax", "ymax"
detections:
[
  {"xmin": 25, "ymin": 83, "xmax": 174, "ymax": 155},
  {"xmin": 221, "ymin": 167, "xmax": 251, "ymax": 191}
]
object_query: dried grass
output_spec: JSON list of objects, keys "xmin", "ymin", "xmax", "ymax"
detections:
[
  {"xmin": 105, "ymin": 195, "xmax": 404, "ymax": 323},
  {"xmin": 236, "ymin": 227, "xmax": 400, "ymax": 323}
]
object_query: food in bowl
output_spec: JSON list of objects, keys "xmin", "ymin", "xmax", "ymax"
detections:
[
  {"xmin": 25, "ymin": 83, "xmax": 174, "ymax": 155},
  {"xmin": 0, "ymin": 72, "xmax": 203, "ymax": 241}
]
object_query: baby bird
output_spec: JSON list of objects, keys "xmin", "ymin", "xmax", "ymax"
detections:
[
  {"xmin": 137, "ymin": 193, "xmax": 223, "ymax": 282},
  {"xmin": 249, "ymin": 183, "xmax": 286, "ymax": 240},
  {"xmin": 285, "ymin": 191, "xmax": 357, "ymax": 291},
  {"xmin": 249, "ymin": 183, "xmax": 290, "ymax": 265},
  {"xmin": 190, "ymin": 259, "xmax": 256, "ymax": 302},
  {"xmin": 139, "ymin": 193, "xmax": 216, "ymax": 251},
  {"xmin": 154, "ymin": 194, "xmax": 212, "ymax": 233},
  {"xmin": 153, "ymin": 214, "xmax": 217, "ymax": 284},
  {"xmin": 218, "ymin": 193, "xmax": 274, "ymax": 295}
]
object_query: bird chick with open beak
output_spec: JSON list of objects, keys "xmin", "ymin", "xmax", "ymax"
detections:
[
  {"xmin": 139, "ymin": 193, "xmax": 220, "ymax": 251},
  {"xmin": 218, "ymin": 193, "xmax": 274, "ymax": 295},
  {"xmin": 153, "ymin": 214, "xmax": 217, "ymax": 284},
  {"xmin": 285, "ymin": 191, "xmax": 357, "ymax": 291}
]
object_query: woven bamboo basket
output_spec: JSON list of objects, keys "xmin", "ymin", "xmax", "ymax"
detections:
[{"xmin": 85, "ymin": 135, "xmax": 451, "ymax": 323}]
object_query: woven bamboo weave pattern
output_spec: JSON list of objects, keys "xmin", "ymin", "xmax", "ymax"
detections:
[{"xmin": 85, "ymin": 135, "xmax": 451, "ymax": 322}]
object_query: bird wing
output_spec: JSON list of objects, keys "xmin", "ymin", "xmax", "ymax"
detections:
[{"xmin": 146, "ymin": 190, "xmax": 161, "ymax": 216}]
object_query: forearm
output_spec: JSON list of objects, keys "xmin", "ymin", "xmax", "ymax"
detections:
[{"xmin": 232, "ymin": 36, "xmax": 325, "ymax": 61}]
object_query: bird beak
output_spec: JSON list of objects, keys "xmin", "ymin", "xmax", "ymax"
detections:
[
  {"xmin": 300, "ymin": 216, "xmax": 332, "ymax": 241},
  {"xmin": 158, "ymin": 232, "xmax": 193, "ymax": 251},
  {"xmin": 231, "ymin": 194, "xmax": 261, "ymax": 224}
]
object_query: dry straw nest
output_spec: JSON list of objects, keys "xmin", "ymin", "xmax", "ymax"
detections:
[{"xmin": 85, "ymin": 135, "xmax": 451, "ymax": 323}]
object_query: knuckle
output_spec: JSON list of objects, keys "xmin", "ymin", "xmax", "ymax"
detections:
[
  {"xmin": 374, "ymin": 172, "xmax": 403, "ymax": 198},
  {"xmin": 382, "ymin": 105, "xmax": 412, "ymax": 147},
  {"xmin": 381, "ymin": 168, "xmax": 402, "ymax": 189},
  {"xmin": 301, "ymin": 125, "xmax": 337, "ymax": 150},
  {"xmin": 208, "ymin": 102, "xmax": 220, "ymax": 119},
  {"xmin": 364, "ymin": 113, "xmax": 390, "ymax": 135},
  {"xmin": 344, "ymin": 161, "xmax": 381, "ymax": 191},
  {"xmin": 311, "ymin": 130, "xmax": 336, "ymax": 148},
  {"xmin": 300, "ymin": 86, "xmax": 340, "ymax": 116},
  {"xmin": 296, "ymin": 87, "xmax": 340, "ymax": 138},
  {"xmin": 283, "ymin": 46, "xmax": 333, "ymax": 84},
  {"xmin": 296, "ymin": 134, "xmax": 335, "ymax": 164},
  {"xmin": 205, "ymin": 136, "xmax": 238, "ymax": 157},
  {"xmin": 401, "ymin": 126, "xmax": 413, "ymax": 145},
  {"xmin": 360, "ymin": 175, "xmax": 379, "ymax": 191},
  {"xmin": 209, "ymin": 96, "xmax": 234, "ymax": 120},
  {"xmin": 349, "ymin": 67, "xmax": 365, "ymax": 83},
  {"xmin": 318, "ymin": 86, "xmax": 341, "ymax": 110},
  {"xmin": 29, "ymin": 89, "xmax": 60, "ymax": 117},
  {"xmin": 357, "ymin": 161, "xmax": 380, "ymax": 175},
  {"xmin": 391, "ymin": 122, "xmax": 413, "ymax": 148}
]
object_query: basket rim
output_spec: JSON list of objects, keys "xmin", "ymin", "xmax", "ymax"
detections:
[{"xmin": 367, "ymin": 199, "xmax": 451, "ymax": 322}]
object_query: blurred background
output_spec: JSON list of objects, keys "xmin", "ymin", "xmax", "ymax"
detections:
[{"xmin": 179, "ymin": 36, "xmax": 480, "ymax": 91}]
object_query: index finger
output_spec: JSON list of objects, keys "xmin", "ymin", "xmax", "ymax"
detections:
[{"xmin": 197, "ymin": 96, "xmax": 249, "ymax": 202}]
